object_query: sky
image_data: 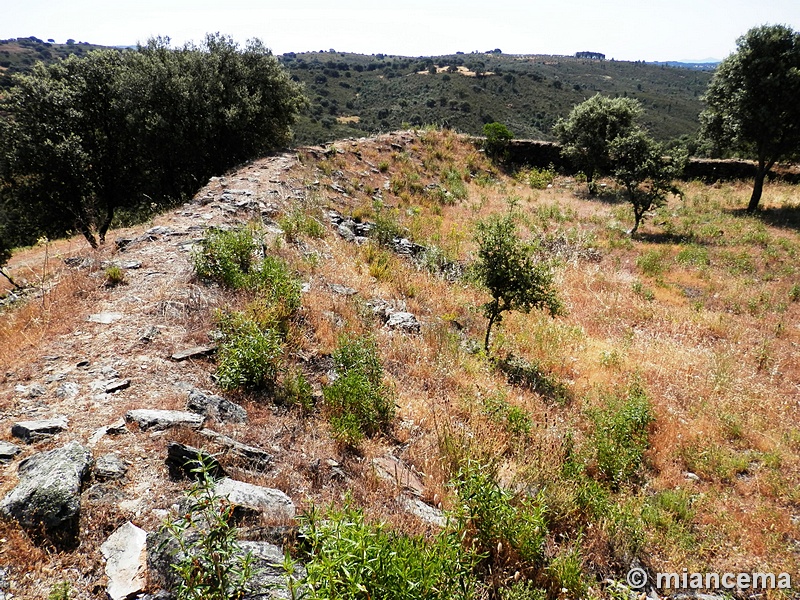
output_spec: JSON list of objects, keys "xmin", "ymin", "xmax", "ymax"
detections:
[{"xmin": 4, "ymin": 0, "xmax": 800, "ymax": 62}]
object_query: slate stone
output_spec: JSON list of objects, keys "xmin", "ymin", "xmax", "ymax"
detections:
[
  {"xmin": 125, "ymin": 409, "xmax": 204, "ymax": 431},
  {"xmin": 0, "ymin": 440, "xmax": 22, "ymax": 463},
  {"xmin": 372, "ymin": 456, "xmax": 425, "ymax": 497},
  {"xmin": 100, "ymin": 521, "xmax": 148, "ymax": 600},
  {"xmin": 11, "ymin": 416, "xmax": 68, "ymax": 443},
  {"xmin": 105, "ymin": 379, "xmax": 131, "ymax": 394},
  {"xmin": 170, "ymin": 345, "xmax": 216, "ymax": 361},
  {"xmin": 385, "ymin": 311, "xmax": 421, "ymax": 333},
  {"xmin": 186, "ymin": 389, "xmax": 247, "ymax": 424},
  {"xmin": 165, "ymin": 442, "xmax": 225, "ymax": 480},
  {"xmin": 0, "ymin": 441, "xmax": 92, "ymax": 546},
  {"xmin": 198, "ymin": 429, "xmax": 273, "ymax": 470},
  {"xmin": 94, "ymin": 453, "xmax": 128, "ymax": 480},
  {"xmin": 213, "ymin": 478, "xmax": 295, "ymax": 522},
  {"xmin": 400, "ymin": 496, "xmax": 445, "ymax": 527},
  {"xmin": 88, "ymin": 312, "xmax": 123, "ymax": 324}
]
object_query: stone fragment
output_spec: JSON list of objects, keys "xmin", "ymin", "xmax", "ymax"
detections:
[
  {"xmin": 100, "ymin": 521, "xmax": 148, "ymax": 600},
  {"xmin": 170, "ymin": 345, "xmax": 216, "ymax": 361},
  {"xmin": 88, "ymin": 312, "xmax": 123, "ymax": 324},
  {"xmin": 165, "ymin": 442, "xmax": 225, "ymax": 480},
  {"xmin": 11, "ymin": 416, "xmax": 68, "ymax": 443},
  {"xmin": 186, "ymin": 389, "xmax": 247, "ymax": 424},
  {"xmin": 0, "ymin": 440, "xmax": 22, "ymax": 463},
  {"xmin": 372, "ymin": 456, "xmax": 425, "ymax": 496},
  {"xmin": 0, "ymin": 441, "xmax": 92, "ymax": 546},
  {"xmin": 213, "ymin": 478, "xmax": 295, "ymax": 521},
  {"xmin": 125, "ymin": 409, "xmax": 204, "ymax": 431},
  {"xmin": 105, "ymin": 379, "xmax": 131, "ymax": 394},
  {"xmin": 95, "ymin": 453, "xmax": 128, "ymax": 480},
  {"xmin": 198, "ymin": 428, "xmax": 273, "ymax": 470}
]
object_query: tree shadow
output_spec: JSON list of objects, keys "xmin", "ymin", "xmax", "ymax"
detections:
[
  {"xmin": 634, "ymin": 231, "xmax": 699, "ymax": 245},
  {"xmin": 733, "ymin": 205, "xmax": 800, "ymax": 231},
  {"xmin": 571, "ymin": 186, "xmax": 623, "ymax": 205}
]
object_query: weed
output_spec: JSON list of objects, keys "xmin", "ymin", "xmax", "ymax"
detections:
[
  {"xmin": 442, "ymin": 167, "xmax": 469, "ymax": 201},
  {"xmin": 675, "ymin": 244, "xmax": 710, "ymax": 267},
  {"xmin": 546, "ymin": 542, "xmax": 587, "ymax": 598},
  {"xmin": 162, "ymin": 453, "xmax": 254, "ymax": 600},
  {"xmin": 299, "ymin": 500, "xmax": 478, "ymax": 600},
  {"xmin": 636, "ymin": 249, "xmax": 667, "ymax": 277},
  {"xmin": 522, "ymin": 167, "xmax": 556, "ymax": 190},
  {"xmin": 193, "ymin": 227, "xmax": 258, "ymax": 288},
  {"xmin": 632, "ymin": 280, "xmax": 654, "ymax": 301},
  {"xmin": 588, "ymin": 379, "xmax": 654, "ymax": 490},
  {"xmin": 483, "ymin": 390, "xmax": 532, "ymax": 437},
  {"xmin": 103, "ymin": 265, "xmax": 126, "ymax": 287},
  {"xmin": 499, "ymin": 581, "xmax": 547, "ymax": 600},
  {"xmin": 789, "ymin": 283, "xmax": 800, "ymax": 302},
  {"xmin": 323, "ymin": 335, "xmax": 395, "ymax": 445},
  {"xmin": 377, "ymin": 160, "xmax": 390, "ymax": 172},
  {"xmin": 215, "ymin": 311, "xmax": 283, "ymax": 391},
  {"xmin": 279, "ymin": 207, "xmax": 325, "ymax": 242},
  {"xmin": 47, "ymin": 582, "xmax": 72, "ymax": 600},
  {"xmin": 278, "ymin": 367, "xmax": 314, "ymax": 411}
]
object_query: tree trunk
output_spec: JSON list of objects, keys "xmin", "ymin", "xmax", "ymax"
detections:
[
  {"xmin": 747, "ymin": 159, "xmax": 774, "ymax": 213},
  {"xmin": 98, "ymin": 202, "xmax": 115, "ymax": 244},
  {"xmin": 0, "ymin": 268, "xmax": 20, "ymax": 289},
  {"xmin": 484, "ymin": 309, "xmax": 498, "ymax": 353}
]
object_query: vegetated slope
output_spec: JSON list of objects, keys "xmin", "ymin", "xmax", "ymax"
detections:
[
  {"xmin": 0, "ymin": 36, "xmax": 109, "ymax": 88},
  {"xmin": 0, "ymin": 130, "xmax": 798, "ymax": 598},
  {"xmin": 279, "ymin": 51, "xmax": 711, "ymax": 145}
]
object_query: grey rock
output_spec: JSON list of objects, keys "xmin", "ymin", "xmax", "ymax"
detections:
[
  {"xmin": 400, "ymin": 496, "xmax": 446, "ymax": 527},
  {"xmin": 0, "ymin": 440, "xmax": 22, "ymax": 463},
  {"xmin": 11, "ymin": 416, "xmax": 68, "ymax": 443},
  {"xmin": 329, "ymin": 283, "xmax": 357, "ymax": 296},
  {"xmin": 0, "ymin": 441, "xmax": 92, "ymax": 545},
  {"xmin": 88, "ymin": 312, "xmax": 124, "ymax": 324},
  {"xmin": 105, "ymin": 379, "xmax": 131, "ymax": 394},
  {"xmin": 198, "ymin": 429, "xmax": 273, "ymax": 470},
  {"xmin": 372, "ymin": 456, "xmax": 425, "ymax": 496},
  {"xmin": 170, "ymin": 345, "xmax": 216, "ymax": 361},
  {"xmin": 125, "ymin": 409, "xmax": 204, "ymax": 431},
  {"xmin": 95, "ymin": 453, "xmax": 128, "ymax": 480},
  {"xmin": 55, "ymin": 381, "xmax": 80, "ymax": 399},
  {"xmin": 14, "ymin": 383, "xmax": 46, "ymax": 398},
  {"xmin": 165, "ymin": 442, "xmax": 225, "ymax": 480},
  {"xmin": 240, "ymin": 541, "xmax": 307, "ymax": 600},
  {"xmin": 213, "ymin": 478, "xmax": 295, "ymax": 521},
  {"xmin": 385, "ymin": 311, "xmax": 421, "ymax": 333},
  {"xmin": 336, "ymin": 222, "xmax": 356, "ymax": 242},
  {"xmin": 100, "ymin": 521, "xmax": 148, "ymax": 600},
  {"xmin": 186, "ymin": 389, "xmax": 247, "ymax": 424}
]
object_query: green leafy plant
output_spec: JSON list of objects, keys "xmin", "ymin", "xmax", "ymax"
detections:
[
  {"xmin": 299, "ymin": 500, "xmax": 478, "ymax": 600},
  {"xmin": 47, "ymin": 582, "xmax": 72, "ymax": 600},
  {"xmin": 103, "ymin": 265, "xmax": 126, "ymax": 287},
  {"xmin": 473, "ymin": 213, "xmax": 563, "ymax": 352},
  {"xmin": 162, "ymin": 453, "xmax": 255, "ymax": 600},
  {"xmin": 589, "ymin": 379, "xmax": 654, "ymax": 490},
  {"xmin": 482, "ymin": 122, "xmax": 513, "ymax": 159},
  {"xmin": 215, "ymin": 311, "xmax": 283, "ymax": 391},
  {"xmin": 193, "ymin": 228, "xmax": 259, "ymax": 289},
  {"xmin": 279, "ymin": 207, "xmax": 325, "ymax": 242},
  {"xmin": 323, "ymin": 335, "xmax": 395, "ymax": 446}
]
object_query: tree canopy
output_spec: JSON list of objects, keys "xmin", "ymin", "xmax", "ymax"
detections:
[
  {"xmin": 699, "ymin": 24, "xmax": 800, "ymax": 212},
  {"xmin": 0, "ymin": 34, "xmax": 307, "ymax": 248},
  {"xmin": 553, "ymin": 94, "xmax": 643, "ymax": 193},
  {"xmin": 473, "ymin": 213, "xmax": 563, "ymax": 352}
]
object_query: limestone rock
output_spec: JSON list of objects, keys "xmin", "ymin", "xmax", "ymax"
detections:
[
  {"xmin": 213, "ymin": 478, "xmax": 295, "ymax": 522},
  {"xmin": 0, "ymin": 441, "xmax": 92, "ymax": 545},
  {"xmin": 385, "ymin": 311, "xmax": 421, "ymax": 333},
  {"xmin": 11, "ymin": 416, "xmax": 68, "ymax": 443},
  {"xmin": 100, "ymin": 521, "xmax": 148, "ymax": 600},
  {"xmin": 125, "ymin": 409, "xmax": 204, "ymax": 431},
  {"xmin": 186, "ymin": 389, "xmax": 247, "ymax": 424},
  {"xmin": 198, "ymin": 428, "xmax": 273, "ymax": 470}
]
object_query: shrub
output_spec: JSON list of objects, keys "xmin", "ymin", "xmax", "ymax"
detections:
[
  {"xmin": 103, "ymin": 265, "xmax": 126, "ymax": 287},
  {"xmin": 193, "ymin": 228, "xmax": 258, "ymax": 288},
  {"xmin": 323, "ymin": 335, "xmax": 395, "ymax": 445},
  {"xmin": 483, "ymin": 122, "xmax": 513, "ymax": 158},
  {"xmin": 279, "ymin": 207, "xmax": 325, "ymax": 242},
  {"xmin": 589, "ymin": 380, "xmax": 654, "ymax": 490},
  {"xmin": 162, "ymin": 454, "xmax": 254, "ymax": 600},
  {"xmin": 299, "ymin": 501, "xmax": 478, "ymax": 600},
  {"xmin": 215, "ymin": 312, "xmax": 283, "ymax": 391}
]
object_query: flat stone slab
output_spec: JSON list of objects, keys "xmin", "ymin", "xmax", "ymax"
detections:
[
  {"xmin": 186, "ymin": 389, "xmax": 247, "ymax": 423},
  {"xmin": 165, "ymin": 442, "xmax": 225, "ymax": 480},
  {"xmin": 170, "ymin": 345, "xmax": 216, "ymax": 361},
  {"xmin": 88, "ymin": 312, "xmax": 123, "ymax": 324},
  {"xmin": 213, "ymin": 478, "xmax": 295, "ymax": 521},
  {"xmin": 100, "ymin": 521, "xmax": 148, "ymax": 600},
  {"xmin": 105, "ymin": 379, "xmax": 131, "ymax": 394},
  {"xmin": 198, "ymin": 428, "xmax": 273, "ymax": 470},
  {"xmin": 401, "ymin": 496, "xmax": 445, "ymax": 527},
  {"xmin": 372, "ymin": 456, "xmax": 425, "ymax": 497},
  {"xmin": 95, "ymin": 453, "xmax": 128, "ymax": 480},
  {"xmin": 0, "ymin": 440, "xmax": 22, "ymax": 463},
  {"xmin": 125, "ymin": 409, "xmax": 204, "ymax": 431},
  {"xmin": 0, "ymin": 441, "xmax": 92, "ymax": 543},
  {"xmin": 11, "ymin": 416, "xmax": 69, "ymax": 443}
]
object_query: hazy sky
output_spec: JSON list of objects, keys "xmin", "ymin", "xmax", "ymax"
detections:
[{"xmin": 5, "ymin": 0, "xmax": 800, "ymax": 62}]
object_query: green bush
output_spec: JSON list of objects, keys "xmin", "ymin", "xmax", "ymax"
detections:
[
  {"xmin": 193, "ymin": 228, "xmax": 259, "ymax": 288},
  {"xmin": 215, "ymin": 312, "xmax": 283, "ymax": 391},
  {"xmin": 589, "ymin": 380, "xmax": 654, "ymax": 489},
  {"xmin": 162, "ymin": 454, "xmax": 254, "ymax": 600},
  {"xmin": 299, "ymin": 501, "xmax": 478, "ymax": 600},
  {"xmin": 482, "ymin": 122, "xmax": 513, "ymax": 158},
  {"xmin": 279, "ymin": 207, "xmax": 326, "ymax": 242},
  {"xmin": 323, "ymin": 335, "xmax": 395, "ymax": 445}
]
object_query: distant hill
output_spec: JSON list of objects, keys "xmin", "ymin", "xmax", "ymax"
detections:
[
  {"xmin": 279, "ymin": 51, "xmax": 712, "ymax": 145},
  {"xmin": 0, "ymin": 38, "xmax": 713, "ymax": 146},
  {"xmin": 0, "ymin": 36, "xmax": 110, "ymax": 87},
  {"xmin": 649, "ymin": 60, "xmax": 719, "ymax": 71}
]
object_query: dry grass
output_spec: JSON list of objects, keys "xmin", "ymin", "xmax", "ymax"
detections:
[{"xmin": 1, "ymin": 129, "xmax": 798, "ymax": 597}]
